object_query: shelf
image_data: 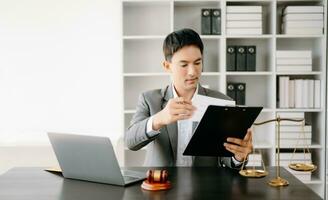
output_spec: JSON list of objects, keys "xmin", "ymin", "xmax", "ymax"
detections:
[
  {"xmin": 200, "ymin": 35, "xmax": 222, "ymax": 39},
  {"xmin": 276, "ymin": 71, "xmax": 322, "ymax": 75},
  {"xmin": 174, "ymin": 0, "xmax": 220, "ymax": 7},
  {"xmin": 226, "ymin": 35, "xmax": 273, "ymax": 39},
  {"xmin": 202, "ymin": 72, "xmax": 220, "ymax": 76},
  {"xmin": 123, "ymin": 1, "xmax": 327, "ymax": 197},
  {"xmin": 124, "ymin": 110, "xmax": 136, "ymax": 114},
  {"xmin": 124, "ymin": 73, "xmax": 168, "ymax": 77},
  {"xmin": 262, "ymin": 108, "xmax": 274, "ymax": 112},
  {"xmin": 123, "ymin": 0, "xmax": 170, "ymax": 3},
  {"xmin": 276, "ymin": 34, "xmax": 324, "ymax": 39},
  {"xmin": 276, "ymin": 108, "xmax": 323, "ymax": 112},
  {"xmin": 123, "ymin": 35, "xmax": 166, "ymax": 40},
  {"xmin": 228, "ymin": 0, "xmax": 273, "ymax": 2},
  {"xmin": 226, "ymin": 72, "xmax": 273, "ymax": 76},
  {"xmin": 278, "ymin": 144, "xmax": 323, "ymax": 149},
  {"xmin": 276, "ymin": 0, "xmax": 323, "ymax": 4},
  {"xmin": 303, "ymin": 179, "xmax": 323, "ymax": 185},
  {"xmin": 254, "ymin": 144, "xmax": 273, "ymax": 149}
]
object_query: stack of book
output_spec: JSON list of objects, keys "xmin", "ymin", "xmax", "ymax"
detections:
[
  {"xmin": 285, "ymin": 167, "xmax": 312, "ymax": 182},
  {"xmin": 276, "ymin": 50, "xmax": 312, "ymax": 72},
  {"xmin": 226, "ymin": 82, "xmax": 246, "ymax": 105},
  {"xmin": 227, "ymin": 46, "xmax": 256, "ymax": 71},
  {"xmin": 282, "ymin": 6, "xmax": 324, "ymax": 35},
  {"xmin": 246, "ymin": 153, "xmax": 262, "ymax": 167},
  {"xmin": 279, "ymin": 77, "xmax": 321, "ymax": 108},
  {"xmin": 280, "ymin": 153, "xmax": 312, "ymax": 181},
  {"xmin": 226, "ymin": 6, "xmax": 262, "ymax": 35},
  {"xmin": 277, "ymin": 112, "xmax": 312, "ymax": 148},
  {"xmin": 201, "ymin": 9, "xmax": 221, "ymax": 35}
]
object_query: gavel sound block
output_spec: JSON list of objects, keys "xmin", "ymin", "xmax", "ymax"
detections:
[{"xmin": 141, "ymin": 170, "xmax": 171, "ymax": 191}]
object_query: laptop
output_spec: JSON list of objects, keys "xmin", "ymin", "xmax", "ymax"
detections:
[{"xmin": 47, "ymin": 132, "xmax": 146, "ymax": 186}]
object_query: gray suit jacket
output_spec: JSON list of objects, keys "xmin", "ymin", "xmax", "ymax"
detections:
[{"xmin": 125, "ymin": 84, "xmax": 241, "ymax": 169}]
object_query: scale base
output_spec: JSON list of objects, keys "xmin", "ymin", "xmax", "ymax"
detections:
[{"xmin": 268, "ymin": 177, "xmax": 289, "ymax": 187}]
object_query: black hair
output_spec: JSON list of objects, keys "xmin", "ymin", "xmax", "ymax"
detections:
[{"xmin": 163, "ymin": 28, "xmax": 203, "ymax": 61}]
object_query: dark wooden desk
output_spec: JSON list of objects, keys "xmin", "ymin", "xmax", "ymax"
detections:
[{"xmin": 0, "ymin": 167, "xmax": 321, "ymax": 200}]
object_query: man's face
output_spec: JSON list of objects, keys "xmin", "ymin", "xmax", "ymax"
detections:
[{"xmin": 164, "ymin": 45, "xmax": 202, "ymax": 92}]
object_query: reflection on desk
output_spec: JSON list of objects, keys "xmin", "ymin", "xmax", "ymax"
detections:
[{"xmin": 0, "ymin": 167, "xmax": 322, "ymax": 200}]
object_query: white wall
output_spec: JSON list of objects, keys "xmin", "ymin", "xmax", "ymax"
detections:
[{"xmin": 0, "ymin": 0, "xmax": 122, "ymax": 172}]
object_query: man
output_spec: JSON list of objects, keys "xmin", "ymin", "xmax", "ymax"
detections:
[{"xmin": 125, "ymin": 28, "xmax": 252, "ymax": 169}]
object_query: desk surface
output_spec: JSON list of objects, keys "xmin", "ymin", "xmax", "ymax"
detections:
[{"xmin": 0, "ymin": 167, "xmax": 321, "ymax": 200}]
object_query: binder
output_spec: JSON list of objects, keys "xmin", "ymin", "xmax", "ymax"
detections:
[
  {"xmin": 226, "ymin": 46, "xmax": 236, "ymax": 71},
  {"xmin": 211, "ymin": 9, "xmax": 221, "ymax": 35},
  {"xmin": 183, "ymin": 105, "xmax": 263, "ymax": 157},
  {"xmin": 236, "ymin": 83, "xmax": 246, "ymax": 105},
  {"xmin": 226, "ymin": 83, "xmax": 236, "ymax": 101},
  {"xmin": 236, "ymin": 46, "xmax": 246, "ymax": 71},
  {"xmin": 201, "ymin": 9, "xmax": 211, "ymax": 35},
  {"xmin": 246, "ymin": 46, "xmax": 256, "ymax": 71}
]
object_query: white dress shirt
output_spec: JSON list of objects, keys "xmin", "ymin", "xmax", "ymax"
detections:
[{"xmin": 146, "ymin": 84, "xmax": 242, "ymax": 166}]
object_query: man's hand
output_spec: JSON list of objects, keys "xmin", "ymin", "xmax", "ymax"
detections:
[
  {"xmin": 224, "ymin": 128, "xmax": 253, "ymax": 162},
  {"xmin": 152, "ymin": 97, "xmax": 196, "ymax": 130}
]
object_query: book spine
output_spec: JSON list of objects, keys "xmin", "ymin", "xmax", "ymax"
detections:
[
  {"xmin": 308, "ymin": 80, "xmax": 314, "ymax": 108},
  {"xmin": 227, "ymin": 6, "xmax": 262, "ymax": 13},
  {"xmin": 227, "ymin": 13, "xmax": 262, "ymax": 21},
  {"xmin": 246, "ymin": 46, "xmax": 256, "ymax": 71},
  {"xmin": 289, "ymin": 80, "xmax": 295, "ymax": 108},
  {"xmin": 282, "ymin": 27, "xmax": 323, "ymax": 35},
  {"xmin": 277, "ymin": 112, "xmax": 305, "ymax": 119},
  {"xmin": 302, "ymin": 80, "xmax": 309, "ymax": 108},
  {"xmin": 283, "ymin": 13, "xmax": 323, "ymax": 21},
  {"xmin": 280, "ymin": 125, "xmax": 311, "ymax": 132},
  {"xmin": 276, "ymin": 50, "xmax": 312, "ymax": 58},
  {"xmin": 226, "ymin": 83, "xmax": 236, "ymax": 101},
  {"xmin": 211, "ymin": 9, "xmax": 221, "ymax": 35},
  {"xmin": 276, "ymin": 58, "xmax": 312, "ymax": 65},
  {"xmin": 283, "ymin": 20, "xmax": 324, "ymax": 28},
  {"xmin": 226, "ymin": 28, "xmax": 262, "ymax": 35},
  {"xmin": 314, "ymin": 80, "xmax": 321, "ymax": 108},
  {"xmin": 226, "ymin": 46, "xmax": 236, "ymax": 71},
  {"xmin": 201, "ymin": 9, "xmax": 212, "ymax": 35},
  {"xmin": 295, "ymin": 79, "xmax": 303, "ymax": 108},
  {"xmin": 280, "ymin": 153, "xmax": 311, "ymax": 160},
  {"xmin": 279, "ymin": 76, "xmax": 285, "ymax": 108},
  {"xmin": 226, "ymin": 20, "xmax": 262, "ymax": 28},
  {"xmin": 236, "ymin": 46, "xmax": 246, "ymax": 71},
  {"xmin": 284, "ymin": 77, "xmax": 289, "ymax": 108},
  {"xmin": 280, "ymin": 132, "xmax": 312, "ymax": 139},
  {"xmin": 276, "ymin": 66, "xmax": 312, "ymax": 72},
  {"xmin": 280, "ymin": 139, "xmax": 311, "ymax": 147},
  {"xmin": 236, "ymin": 83, "xmax": 246, "ymax": 105},
  {"xmin": 283, "ymin": 6, "xmax": 324, "ymax": 14}
]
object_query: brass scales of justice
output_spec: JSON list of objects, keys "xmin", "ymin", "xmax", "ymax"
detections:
[{"xmin": 239, "ymin": 116, "xmax": 317, "ymax": 187}]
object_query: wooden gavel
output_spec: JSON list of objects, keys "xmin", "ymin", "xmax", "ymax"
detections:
[{"xmin": 146, "ymin": 170, "xmax": 169, "ymax": 183}]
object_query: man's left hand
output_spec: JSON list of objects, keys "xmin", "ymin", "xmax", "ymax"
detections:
[{"xmin": 224, "ymin": 128, "xmax": 253, "ymax": 162}]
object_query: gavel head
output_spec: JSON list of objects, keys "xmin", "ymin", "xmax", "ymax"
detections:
[{"xmin": 146, "ymin": 170, "xmax": 168, "ymax": 183}]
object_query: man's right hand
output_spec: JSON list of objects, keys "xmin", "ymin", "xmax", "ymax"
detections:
[{"xmin": 152, "ymin": 97, "xmax": 196, "ymax": 131}]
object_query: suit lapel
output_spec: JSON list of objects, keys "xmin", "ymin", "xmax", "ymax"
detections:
[
  {"xmin": 161, "ymin": 85, "xmax": 178, "ymax": 161},
  {"xmin": 198, "ymin": 84, "xmax": 207, "ymax": 96}
]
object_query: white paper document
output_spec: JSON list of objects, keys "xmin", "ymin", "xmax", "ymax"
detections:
[{"xmin": 190, "ymin": 94, "xmax": 236, "ymax": 122}]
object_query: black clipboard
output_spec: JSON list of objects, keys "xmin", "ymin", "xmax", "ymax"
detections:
[{"xmin": 183, "ymin": 105, "xmax": 263, "ymax": 157}]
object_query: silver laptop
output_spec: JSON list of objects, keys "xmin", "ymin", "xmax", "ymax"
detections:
[{"xmin": 47, "ymin": 132, "xmax": 146, "ymax": 186}]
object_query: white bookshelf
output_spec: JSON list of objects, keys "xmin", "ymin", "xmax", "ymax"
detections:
[{"xmin": 122, "ymin": 0, "xmax": 327, "ymax": 197}]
